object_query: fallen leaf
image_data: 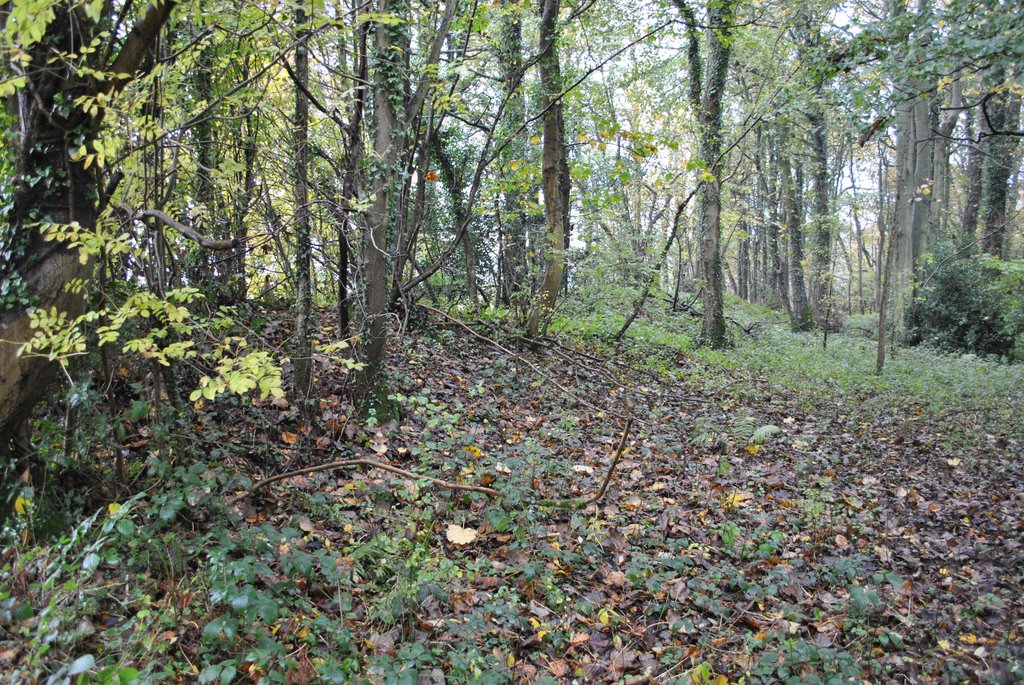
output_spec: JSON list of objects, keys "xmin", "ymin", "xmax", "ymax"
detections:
[
  {"xmin": 547, "ymin": 659, "xmax": 568, "ymax": 677},
  {"xmin": 605, "ymin": 570, "xmax": 627, "ymax": 586},
  {"xmin": 722, "ymin": 491, "xmax": 753, "ymax": 509},
  {"xmin": 280, "ymin": 431, "xmax": 299, "ymax": 445},
  {"xmin": 446, "ymin": 524, "xmax": 477, "ymax": 545}
]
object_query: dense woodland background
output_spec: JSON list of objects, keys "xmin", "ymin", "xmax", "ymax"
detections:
[{"xmin": 1, "ymin": 0, "xmax": 1023, "ymax": 682}]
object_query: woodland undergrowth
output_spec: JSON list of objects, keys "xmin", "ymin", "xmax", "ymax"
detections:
[{"xmin": 1, "ymin": 299, "xmax": 1022, "ymax": 684}]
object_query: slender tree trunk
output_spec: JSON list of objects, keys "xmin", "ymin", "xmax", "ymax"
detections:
[
  {"xmin": 355, "ymin": 3, "xmax": 403, "ymax": 409},
  {"xmin": 905, "ymin": 71, "xmax": 935, "ymax": 339},
  {"xmin": 338, "ymin": 20, "xmax": 368, "ymax": 336},
  {"xmin": 738, "ymin": 235, "xmax": 749, "ymax": 301},
  {"xmin": 783, "ymin": 147, "xmax": 812, "ymax": 330},
  {"xmin": 808, "ymin": 104, "xmax": 832, "ymax": 324},
  {"xmin": 961, "ymin": 110, "xmax": 983, "ymax": 242},
  {"xmin": 931, "ymin": 80, "xmax": 962, "ymax": 238},
  {"xmin": 498, "ymin": 0, "xmax": 527, "ymax": 309},
  {"xmin": 980, "ymin": 73, "xmax": 1021, "ymax": 258},
  {"xmin": 291, "ymin": 5, "xmax": 313, "ymax": 401},
  {"xmin": 526, "ymin": 0, "xmax": 569, "ymax": 340},
  {"xmin": 686, "ymin": 0, "xmax": 736, "ymax": 348}
]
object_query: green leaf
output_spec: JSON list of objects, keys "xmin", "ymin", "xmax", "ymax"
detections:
[{"xmin": 68, "ymin": 654, "xmax": 96, "ymax": 676}]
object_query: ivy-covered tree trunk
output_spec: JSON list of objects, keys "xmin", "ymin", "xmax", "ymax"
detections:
[
  {"xmin": 782, "ymin": 146, "xmax": 812, "ymax": 331},
  {"xmin": 807, "ymin": 104, "xmax": 832, "ymax": 324},
  {"xmin": 497, "ymin": 0, "xmax": 527, "ymax": 308},
  {"xmin": 526, "ymin": 0, "xmax": 569, "ymax": 341},
  {"xmin": 291, "ymin": 4, "xmax": 313, "ymax": 401},
  {"xmin": 354, "ymin": 0, "xmax": 455, "ymax": 412},
  {"xmin": 0, "ymin": 1, "xmax": 175, "ymax": 449},
  {"xmin": 354, "ymin": 3, "xmax": 403, "ymax": 411},
  {"xmin": 698, "ymin": 0, "xmax": 735, "ymax": 349},
  {"xmin": 979, "ymin": 73, "xmax": 1021, "ymax": 258}
]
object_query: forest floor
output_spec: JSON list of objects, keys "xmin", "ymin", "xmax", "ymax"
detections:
[{"xmin": 2, "ymin": 299, "xmax": 1023, "ymax": 684}]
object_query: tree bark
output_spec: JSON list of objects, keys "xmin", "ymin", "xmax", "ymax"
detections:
[
  {"xmin": 526, "ymin": 0, "xmax": 570, "ymax": 341},
  {"xmin": 980, "ymin": 74, "xmax": 1021, "ymax": 258},
  {"xmin": 498, "ymin": 0, "xmax": 528, "ymax": 308},
  {"xmin": 683, "ymin": 0, "xmax": 735, "ymax": 349},
  {"xmin": 291, "ymin": 5, "xmax": 313, "ymax": 401},
  {"xmin": 807, "ymin": 104, "xmax": 832, "ymax": 324},
  {"xmin": 0, "ymin": 0, "xmax": 175, "ymax": 447},
  {"xmin": 782, "ymin": 144, "xmax": 812, "ymax": 330}
]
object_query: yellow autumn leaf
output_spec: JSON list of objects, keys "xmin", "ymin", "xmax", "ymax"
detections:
[
  {"xmin": 465, "ymin": 445, "xmax": 483, "ymax": 458},
  {"xmin": 598, "ymin": 607, "xmax": 612, "ymax": 625},
  {"xmin": 744, "ymin": 444, "xmax": 761, "ymax": 456},
  {"xmin": 108, "ymin": 502, "xmax": 122, "ymax": 516},
  {"xmin": 537, "ymin": 630, "xmax": 550, "ymax": 640},
  {"xmin": 937, "ymin": 639, "xmax": 951, "ymax": 650},
  {"xmin": 445, "ymin": 524, "xmax": 477, "ymax": 545},
  {"xmin": 722, "ymin": 491, "xmax": 753, "ymax": 509},
  {"xmin": 14, "ymin": 497, "xmax": 31, "ymax": 515}
]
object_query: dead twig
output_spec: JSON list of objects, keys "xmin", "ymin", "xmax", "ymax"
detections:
[
  {"xmin": 234, "ymin": 457, "xmax": 499, "ymax": 503},
  {"xmin": 539, "ymin": 416, "xmax": 633, "ymax": 509},
  {"xmin": 421, "ymin": 304, "xmax": 630, "ymax": 423}
]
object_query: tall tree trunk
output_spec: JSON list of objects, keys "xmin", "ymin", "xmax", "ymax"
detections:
[
  {"xmin": 355, "ymin": 2, "xmax": 403, "ymax": 410},
  {"xmin": 808, "ymin": 103, "xmax": 832, "ymax": 324},
  {"xmin": 354, "ymin": 0, "xmax": 455, "ymax": 410},
  {"xmin": 498, "ymin": 0, "xmax": 527, "ymax": 309},
  {"xmin": 961, "ymin": 109, "xmax": 983, "ymax": 242},
  {"xmin": 338, "ymin": 19, "xmax": 369, "ymax": 336},
  {"xmin": 930, "ymin": 80, "xmax": 962, "ymax": 238},
  {"xmin": 526, "ymin": 0, "xmax": 569, "ymax": 340},
  {"xmin": 291, "ymin": 5, "xmax": 313, "ymax": 401},
  {"xmin": 783, "ymin": 147, "xmax": 812, "ymax": 330},
  {"xmin": 693, "ymin": 0, "xmax": 736, "ymax": 348},
  {"xmin": 904, "ymin": 71, "xmax": 935, "ymax": 339},
  {"xmin": 980, "ymin": 72, "xmax": 1021, "ymax": 258},
  {"xmin": 0, "ymin": 1, "xmax": 175, "ymax": 447},
  {"xmin": 738, "ymin": 235, "xmax": 749, "ymax": 301}
]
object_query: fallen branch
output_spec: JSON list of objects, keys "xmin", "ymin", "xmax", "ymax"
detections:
[
  {"xmin": 421, "ymin": 304, "xmax": 630, "ymax": 423},
  {"xmin": 539, "ymin": 416, "xmax": 633, "ymax": 509},
  {"xmin": 236, "ymin": 457, "xmax": 499, "ymax": 503}
]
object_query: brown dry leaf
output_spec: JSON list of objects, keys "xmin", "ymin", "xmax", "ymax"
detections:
[
  {"xmin": 280, "ymin": 431, "xmax": 299, "ymax": 445},
  {"xmin": 298, "ymin": 516, "xmax": 316, "ymax": 533},
  {"xmin": 547, "ymin": 659, "xmax": 569, "ymax": 677},
  {"xmin": 446, "ymin": 524, "xmax": 478, "ymax": 545},
  {"xmin": 835, "ymin": 534, "xmax": 850, "ymax": 547},
  {"xmin": 605, "ymin": 570, "xmax": 627, "ymax": 586}
]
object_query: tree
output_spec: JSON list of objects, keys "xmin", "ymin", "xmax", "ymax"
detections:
[
  {"xmin": 291, "ymin": 4, "xmax": 313, "ymax": 401},
  {"xmin": 353, "ymin": 0, "xmax": 456, "ymax": 412},
  {"xmin": 0, "ymin": 0, "xmax": 176, "ymax": 448},
  {"xmin": 673, "ymin": 0, "xmax": 736, "ymax": 349},
  {"xmin": 526, "ymin": 0, "xmax": 571, "ymax": 341}
]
